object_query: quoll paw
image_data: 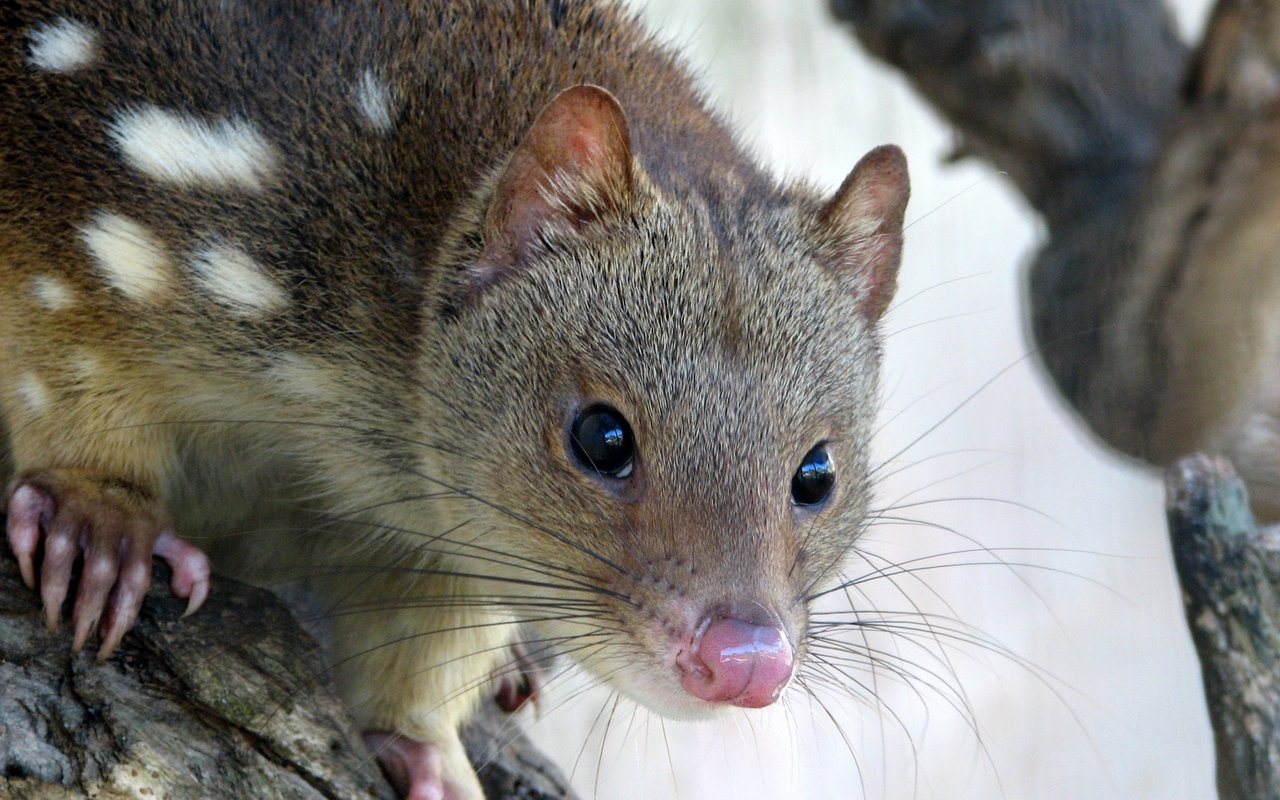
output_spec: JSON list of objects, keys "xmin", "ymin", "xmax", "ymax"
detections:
[
  {"xmin": 364, "ymin": 730, "xmax": 485, "ymax": 800},
  {"xmin": 5, "ymin": 469, "xmax": 211, "ymax": 659}
]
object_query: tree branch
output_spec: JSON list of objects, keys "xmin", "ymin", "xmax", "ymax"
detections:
[
  {"xmin": 0, "ymin": 555, "xmax": 576, "ymax": 800},
  {"xmin": 1167, "ymin": 455, "xmax": 1280, "ymax": 799},
  {"xmin": 831, "ymin": 3, "xmax": 1280, "ymax": 797},
  {"xmin": 832, "ymin": 0, "xmax": 1280, "ymax": 514}
]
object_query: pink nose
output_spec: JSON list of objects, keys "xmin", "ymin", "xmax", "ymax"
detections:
[{"xmin": 678, "ymin": 617, "xmax": 794, "ymax": 707}]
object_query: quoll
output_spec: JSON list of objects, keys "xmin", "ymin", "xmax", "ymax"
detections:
[{"xmin": 0, "ymin": 1, "xmax": 909, "ymax": 797}]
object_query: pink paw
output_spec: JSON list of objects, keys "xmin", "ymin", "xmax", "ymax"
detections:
[
  {"xmin": 364, "ymin": 731, "xmax": 482, "ymax": 800},
  {"xmin": 6, "ymin": 471, "xmax": 211, "ymax": 659}
]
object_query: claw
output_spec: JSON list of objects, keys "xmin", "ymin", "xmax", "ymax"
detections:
[
  {"xmin": 183, "ymin": 577, "xmax": 210, "ymax": 618},
  {"xmin": 16, "ymin": 550, "xmax": 36, "ymax": 590},
  {"xmin": 40, "ymin": 532, "xmax": 76, "ymax": 632},
  {"xmin": 155, "ymin": 529, "xmax": 211, "ymax": 617},
  {"xmin": 72, "ymin": 609, "xmax": 102, "ymax": 653},
  {"xmin": 98, "ymin": 586, "xmax": 143, "ymax": 661},
  {"xmin": 43, "ymin": 590, "xmax": 66, "ymax": 633},
  {"xmin": 6, "ymin": 484, "xmax": 48, "ymax": 589},
  {"xmin": 96, "ymin": 551, "xmax": 151, "ymax": 660},
  {"xmin": 73, "ymin": 552, "xmax": 119, "ymax": 652}
]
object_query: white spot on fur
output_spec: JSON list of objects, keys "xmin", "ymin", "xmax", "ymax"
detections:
[
  {"xmin": 354, "ymin": 70, "xmax": 395, "ymax": 133},
  {"xmin": 30, "ymin": 274, "xmax": 75, "ymax": 310},
  {"xmin": 110, "ymin": 107, "xmax": 277, "ymax": 189},
  {"xmin": 80, "ymin": 211, "xmax": 173, "ymax": 301},
  {"xmin": 69, "ymin": 348, "xmax": 101, "ymax": 381},
  {"xmin": 189, "ymin": 242, "xmax": 288, "ymax": 317},
  {"xmin": 27, "ymin": 18, "xmax": 97, "ymax": 72},
  {"xmin": 17, "ymin": 373, "xmax": 51, "ymax": 414}
]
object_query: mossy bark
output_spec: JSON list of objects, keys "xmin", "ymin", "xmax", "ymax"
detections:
[{"xmin": 1167, "ymin": 456, "xmax": 1280, "ymax": 800}]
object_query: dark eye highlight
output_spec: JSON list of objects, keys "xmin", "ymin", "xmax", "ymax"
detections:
[
  {"xmin": 791, "ymin": 444, "xmax": 834, "ymax": 506},
  {"xmin": 570, "ymin": 405, "xmax": 635, "ymax": 479}
]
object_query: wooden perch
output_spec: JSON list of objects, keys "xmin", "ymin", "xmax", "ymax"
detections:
[
  {"xmin": 1167, "ymin": 455, "xmax": 1280, "ymax": 800},
  {"xmin": 832, "ymin": 0, "xmax": 1280, "ymax": 519},
  {"xmin": 0, "ymin": 555, "xmax": 576, "ymax": 800},
  {"xmin": 831, "ymin": 1, "xmax": 1280, "ymax": 797}
]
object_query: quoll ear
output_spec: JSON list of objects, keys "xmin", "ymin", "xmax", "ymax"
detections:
[
  {"xmin": 817, "ymin": 144, "xmax": 910, "ymax": 319},
  {"xmin": 476, "ymin": 85, "xmax": 634, "ymax": 287}
]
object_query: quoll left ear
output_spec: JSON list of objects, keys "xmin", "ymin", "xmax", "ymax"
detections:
[
  {"xmin": 474, "ymin": 85, "xmax": 635, "ymax": 293},
  {"xmin": 817, "ymin": 144, "xmax": 910, "ymax": 319}
]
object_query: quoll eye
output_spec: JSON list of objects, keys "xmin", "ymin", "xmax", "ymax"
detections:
[
  {"xmin": 791, "ymin": 444, "xmax": 834, "ymax": 506},
  {"xmin": 570, "ymin": 405, "xmax": 635, "ymax": 479}
]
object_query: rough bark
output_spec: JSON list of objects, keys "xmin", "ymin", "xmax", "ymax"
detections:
[
  {"xmin": 1167, "ymin": 455, "xmax": 1280, "ymax": 800},
  {"xmin": 0, "ymin": 554, "xmax": 576, "ymax": 800}
]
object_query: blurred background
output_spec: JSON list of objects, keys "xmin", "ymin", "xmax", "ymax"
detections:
[{"xmin": 519, "ymin": 1, "xmax": 1220, "ymax": 797}]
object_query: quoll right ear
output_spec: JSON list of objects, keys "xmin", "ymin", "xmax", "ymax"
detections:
[
  {"xmin": 816, "ymin": 144, "xmax": 910, "ymax": 320},
  {"xmin": 469, "ymin": 85, "xmax": 636, "ymax": 297}
]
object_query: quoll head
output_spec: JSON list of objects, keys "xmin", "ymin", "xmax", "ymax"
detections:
[{"xmin": 421, "ymin": 86, "xmax": 909, "ymax": 717}]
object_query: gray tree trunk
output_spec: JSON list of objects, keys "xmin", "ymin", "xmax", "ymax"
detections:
[{"xmin": 831, "ymin": 0, "xmax": 1280, "ymax": 795}]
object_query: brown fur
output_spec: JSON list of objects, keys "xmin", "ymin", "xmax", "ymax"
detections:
[{"xmin": 1, "ymin": 1, "xmax": 908, "ymax": 795}]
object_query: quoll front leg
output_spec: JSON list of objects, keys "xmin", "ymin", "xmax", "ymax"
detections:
[
  {"xmin": 329, "ymin": 572, "xmax": 513, "ymax": 800},
  {"xmin": 6, "ymin": 467, "xmax": 210, "ymax": 658}
]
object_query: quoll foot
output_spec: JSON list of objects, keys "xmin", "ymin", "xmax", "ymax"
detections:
[
  {"xmin": 364, "ymin": 730, "xmax": 485, "ymax": 800},
  {"xmin": 5, "ymin": 469, "xmax": 211, "ymax": 658}
]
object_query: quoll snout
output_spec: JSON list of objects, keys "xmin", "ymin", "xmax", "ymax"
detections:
[{"xmin": 677, "ymin": 613, "xmax": 794, "ymax": 707}]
